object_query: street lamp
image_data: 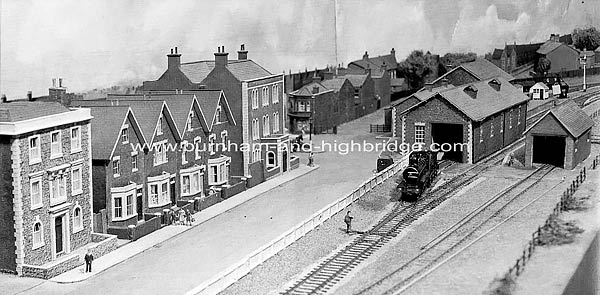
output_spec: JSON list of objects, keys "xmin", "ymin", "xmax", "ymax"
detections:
[{"xmin": 580, "ymin": 49, "xmax": 588, "ymax": 92}]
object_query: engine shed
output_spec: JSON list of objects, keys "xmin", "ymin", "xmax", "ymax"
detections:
[{"xmin": 524, "ymin": 100, "xmax": 594, "ymax": 170}]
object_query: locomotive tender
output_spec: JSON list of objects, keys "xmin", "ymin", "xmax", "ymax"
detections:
[{"xmin": 397, "ymin": 151, "xmax": 439, "ymax": 202}]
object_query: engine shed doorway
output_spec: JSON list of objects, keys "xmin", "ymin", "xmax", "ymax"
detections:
[
  {"xmin": 431, "ymin": 123, "xmax": 464, "ymax": 162},
  {"xmin": 532, "ymin": 135, "xmax": 565, "ymax": 168}
]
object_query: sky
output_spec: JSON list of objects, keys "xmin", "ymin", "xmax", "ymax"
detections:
[{"xmin": 1, "ymin": 0, "xmax": 599, "ymax": 99}]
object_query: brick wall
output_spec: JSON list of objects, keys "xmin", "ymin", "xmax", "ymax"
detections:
[{"xmin": 0, "ymin": 137, "xmax": 16, "ymax": 272}]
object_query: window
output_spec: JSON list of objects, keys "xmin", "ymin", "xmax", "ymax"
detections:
[
  {"xmin": 221, "ymin": 130, "xmax": 228, "ymax": 146},
  {"xmin": 306, "ymin": 101, "xmax": 311, "ymax": 112},
  {"xmin": 156, "ymin": 116, "xmax": 163, "ymax": 135},
  {"xmin": 252, "ymin": 89, "xmax": 259, "ymax": 109},
  {"xmin": 500, "ymin": 118, "xmax": 504, "ymax": 133},
  {"xmin": 194, "ymin": 137, "xmax": 202, "ymax": 160},
  {"xmin": 33, "ymin": 219, "xmax": 44, "ymax": 249},
  {"xmin": 121, "ymin": 126, "xmax": 129, "ymax": 144},
  {"xmin": 298, "ymin": 101, "xmax": 306, "ymax": 112},
  {"xmin": 263, "ymin": 115, "xmax": 270, "ymax": 136},
  {"xmin": 50, "ymin": 173, "xmax": 67, "ymax": 205},
  {"xmin": 517, "ymin": 107, "xmax": 521, "ymax": 125},
  {"xmin": 253, "ymin": 145, "xmax": 261, "ymax": 163},
  {"xmin": 208, "ymin": 134, "xmax": 216, "ymax": 155},
  {"xmin": 112, "ymin": 157, "xmax": 120, "ymax": 177},
  {"xmin": 273, "ymin": 112, "xmax": 279, "ymax": 133},
  {"xmin": 71, "ymin": 166, "xmax": 82, "ymax": 195},
  {"xmin": 414, "ymin": 124, "xmax": 425, "ymax": 144},
  {"xmin": 215, "ymin": 105, "xmax": 223, "ymax": 124},
  {"xmin": 267, "ymin": 151, "xmax": 276, "ymax": 168},
  {"xmin": 153, "ymin": 141, "xmax": 167, "ymax": 166},
  {"xmin": 187, "ymin": 112, "xmax": 194, "ymax": 132},
  {"xmin": 252, "ymin": 119, "xmax": 259, "ymax": 140},
  {"xmin": 50, "ymin": 131, "xmax": 62, "ymax": 158},
  {"xmin": 262, "ymin": 87, "xmax": 269, "ymax": 106},
  {"xmin": 114, "ymin": 197, "xmax": 123, "ymax": 218},
  {"xmin": 490, "ymin": 121, "xmax": 494, "ymax": 138},
  {"xmin": 479, "ymin": 126, "xmax": 484, "ymax": 143},
  {"xmin": 208, "ymin": 157, "xmax": 230, "ymax": 185},
  {"xmin": 73, "ymin": 206, "xmax": 83, "ymax": 232},
  {"xmin": 272, "ymin": 84, "xmax": 279, "ymax": 103},
  {"xmin": 509, "ymin": 110, "xmax": 513, "ymax": 129},
  {"xmin": 71, "ymin": 127, "xmax": 81, "ymax": 152},
  {"xmin": 29, "ymin": 135, "xmax": 41, "ymax": 164},
  {"xmin": 181, "ymin": 168, "xmax": 204, "ymax": 196},
  {"xmin": 131, "ymin": 152, "xmax": 138, "ymax": 172},
  {"xmin": 181, "ymin": 141, "xmax": 188, "ymax": 165},
  {"xmin": 148, "ymin": 176, "xmax": 170, "ymax": 208},
  {"xmin": 30, "ymin": 177, "xmax": 42, "ymax": 209},
  {"xmin": 126, "ymin": 194, "xmax": 134, "ymax": 216}
]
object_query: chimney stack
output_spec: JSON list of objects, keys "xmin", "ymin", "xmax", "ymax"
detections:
[
  {"xmin": 58, "ymin": 78, "xmax": 63, "ymax": 88},
  {"xmin": 27, "ymin": 91, "xmax": 33, "ymax": 101},
  {"xmin": 167, "ymin": 47, "xmax": 181, "ymax": 69},
  {"xmin": 1, "ymin": 94, "xmax": 6, "ymax": 103},
  {"xmin": 238, "ymin": 44, "xmax": 248, "ymax": 60},
  {"xmin": 52, "ymin": 78, "xmax": 57, "ymax": 88},
  {"xmin": 391, "ymin": 48, "xmax": 395, "ymax": 56},
  {"xmin": 442, "ymin": 78, "xmax": 449, "ymax": 87},
  {"xmin": 363, "ymin": 51, "xmax": 369, "ymax": 60},
  {"xmin": 215, "ymin": 45, "xmax": 229, "ymax": 68},
  {"xmin": 312, "ymin": 71, "xmax": 321, "ymax": 83}
]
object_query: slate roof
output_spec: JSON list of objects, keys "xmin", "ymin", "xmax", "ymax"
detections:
[
  {"xmin": 349, "ymin": 53, "xmax": 398, "ymax": 70},
  {"xmin": 492, "ymin": 48, "xmax": 504, "ymax": 60},
  {"xmin": 289, "ymin": 81, "xmax": 330, "ymax": 96},
  {"xmin": 179, "ymin": 59, "xmax": 272, "ymax": 82},
  {"xmin": 344, "ymin": 74, "xmax": 368, "ymax": 88},
  {"xmin": 87, "ymin": 106, "xmax": 142, "ymax": 160},
  {"xmin": 537, "ymin": 41, "xmax": 563, "ymax": 55},
  {"xmin": 0, "ymin": 101, "xmax": 71, "ymax": 122},
  {"xmin": 505, "ymin": 43, "xmax": 543, "ymax": 58},
  {"xmin": 527, "ymin": 100, "xmax": 594, "ymax": 138},
  {"xmin": 403, "ymin": 77, "xmax": 528, "ymax": 121},
  {"xmin": 430, "ymin": 59, "xmax": 514, "ymax": 86},
  {"xmin": 320, "ymin": 78, "xmax": 348, "ymax": 92},
  {"xmin": 531, "ymin": 82, "xmax": 549, "ymax": 90}
]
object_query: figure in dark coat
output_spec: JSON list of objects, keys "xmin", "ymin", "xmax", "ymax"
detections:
[
  {"xmin": 84, "ymin": 249, "xmax": 94, "ymax": 273},
  {"xmin": 344, "ymin": 211, "xmax": 354, "ymax": 234}
]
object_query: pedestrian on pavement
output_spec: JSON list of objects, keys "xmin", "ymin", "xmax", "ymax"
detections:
[
  {"xmin": 308, "ymin": 152, "xmax": 314, "ymax": 167},
  {"xmin": 186, "ymin": 209, "xmax": 193, "ymax": 226},
  {"xmin": 84, "ymin": 248, "xmax": 94, "ymax": 273},
  {"xmin": 344, "ymin": 211, "xmax": 354, "ymax": 234},
  {"xmin": 179, "ymin": 209, "xmax": 186, "ymax": 225}
]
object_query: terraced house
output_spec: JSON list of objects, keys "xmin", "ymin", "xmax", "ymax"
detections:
[
  {"xmin": 0, "ymin": 101, "xmax": 93, "ymax": 277},
  {"xmin": 142, "ymin": 45, "xmax": 295, "ymax": 188}
]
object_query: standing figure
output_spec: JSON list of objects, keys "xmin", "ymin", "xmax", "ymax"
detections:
[
  {"xmin": 179, "ymin": 209, "xmax": 186, "ymax": 225},
  {"xmin": 186, "ymin": 209, "xmax": 193, "ymax": 226},
  {"xmin": 344, "ymin": 211, "xmax": 354, "ymax": 234},
  {"xmin": 84, "ymin": 248, "xmax": 94, "ymax": 273},
  {"xmin": 308, "ymin": 152, "xmax": 314, "ymax": 167}
]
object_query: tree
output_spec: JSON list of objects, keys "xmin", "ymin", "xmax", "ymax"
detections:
[
  {"xmin": 536, "ymin": 57, "xmax": 551, "ymax": 75},
  {"xmin": 440, "ymin": 52, "xmax": 477, "ymax": 69},
  {"xmin": 573, "ymin": 26, "xmax": 600, "ymax": 51},
  {"xmin": 398, "ymin": 50, "xmax": 438, "ymax": 89}
]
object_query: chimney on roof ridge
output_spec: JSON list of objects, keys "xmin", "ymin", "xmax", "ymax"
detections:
[
  {"xmin": 27, "ymin": 91, "xmax": 33, "ymax": 101},
  {"xmin": 442, "ymin": 78, "xmax": 449, "ymax": 87},
  {"xmin": 363, "ymin": 51, "xmax": 369, "ymax": 60},
  {"xmin": 215, "ymin": 45, "xmax": 229, "ymax": 68},
  {"xmin": 312, "ymin": 71, "xmax": 321, "ymax": 83},
  {"xmin": 1, "ymin": 94, "xmax": 6, "ymax": 103},
  {"xmin": 365, "ymin": 64, "xmax": 371, "ymax": 76},
  {"xmin": 238, "ymin": 44, "xmax": 248, "ymax": 60},
  {"xmin": 167, "ymin": 47, "xmax": 181, "ymax": 69},
  {"xmin": 391, "ymin": 48, "xmax": 395, "ymax": 56}
]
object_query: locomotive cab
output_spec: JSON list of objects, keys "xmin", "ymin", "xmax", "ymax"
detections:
[{"xmin": 398, "ymin": 151, "xmax": 439, "ymax": 202}]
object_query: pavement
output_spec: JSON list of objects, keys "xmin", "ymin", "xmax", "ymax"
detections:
[{"xmin": 4, "ymin": 108, "xmax": 388, "ymax": 295}]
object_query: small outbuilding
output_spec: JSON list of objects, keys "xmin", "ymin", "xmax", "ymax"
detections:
[
  {"xmin": 524, "ymin": 100, "xmax": 594, "ymax": 169},
  {"xmin": 529, "ymin": 82, "xmax": 551, "ymax": 100}
]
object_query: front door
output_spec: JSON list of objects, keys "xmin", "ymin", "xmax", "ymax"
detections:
[
  {"xmin": 170, "ymin": 179, "xmax": 176, "ymax": 205},
  {"xmin": 283, "ymin": 149, "xmax": 288, "ymax": 172},
  {"xmin": 55, "ymin": 216, "xmax": 63, "ymax": 254},
  {"xmin": 137, "ymin": 189, "xmax": 143, "ymax": 221}
]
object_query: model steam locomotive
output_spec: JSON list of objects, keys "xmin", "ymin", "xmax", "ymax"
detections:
[{"xmin": 397, "ymin": 151, "xmax": 439, "ymax": 202}]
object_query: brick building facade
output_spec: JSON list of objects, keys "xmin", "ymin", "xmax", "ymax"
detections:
[{"xmin": 0, "ymin": 101, "xmax": 93, "ymax": 275}]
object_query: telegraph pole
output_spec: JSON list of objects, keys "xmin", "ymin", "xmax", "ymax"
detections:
[{"xmin": 580, "ymin": 49, "xmax": 588, "ymax": 92}]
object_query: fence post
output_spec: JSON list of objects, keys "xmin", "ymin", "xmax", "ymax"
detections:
[
  {"xmin": 522, "ymin": 250, "xmax": 527, "ymax": 267},
  {"xmin": 515, "ymin": 259, "xmax": 521, "ymax": 276}
]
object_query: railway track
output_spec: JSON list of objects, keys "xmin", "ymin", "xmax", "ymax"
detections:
[
  {"xmin": 356, "ymin": 164, "xmax": 555, "ymax": 295},
  {"xmin": 281, "ymin": 156, "xmax": 506, "ymax": 295}
]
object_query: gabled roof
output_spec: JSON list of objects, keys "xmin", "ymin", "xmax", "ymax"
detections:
[
  {"xmin": 531, "ymin": 82, "xmax": 549, "ymax": 90},
  {"xmin": 525, "ymin": 100, "xmax": 594, "ymax": 138},
  {"xmin": 430, "ymin": 59, "xmax": 514, "ymax": 86},
  {"xmin": 0, "ymin": 101, "xmax": 71, "ymax": 122},
  {"xmin": 87, "ymin": 106, "xmax": 146, "ymax": 160},
  {"xmin": 491, "ymin": 48, "xmax": 504, "ymax": 60},
  {"xmin": 179, "ymin": 59, "xmax": 272, "ymax": 82},
  {"xmin": 195, "ymin": 91, "xmax": 236, "ymax": 131},
  {"xmin": 536, "ymin": 41, "xmax": 563, "ymax": 55},
  {"xmin": 505, "ymin": 43, "xmax": 544, "ymax": 57},
  {"xmin": 401, "ymin": 77, "xmax": 528, "ymax": 121},
  {"xmin": 349, "ymin": 53, "xmax": 398, "ymax": 70},
  {"xmin": 343, "ymin": 74, "xmax": 368, "ymax": 88},
  {"xmin": 289, "ymin": 81, "xmax": 331, "ymax": 96},
  {"xmin": 320, "ymin": 78, "xmax": 348, "ymax": 92}
]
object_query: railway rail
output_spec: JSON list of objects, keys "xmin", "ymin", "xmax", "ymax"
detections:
[
  {"xmin": 358, "ymin": 164, "xmax": 555, "ymax": 295},
  {"xmin": 280, "ymin": 147, "xmax": 518, "ymax": 295}
]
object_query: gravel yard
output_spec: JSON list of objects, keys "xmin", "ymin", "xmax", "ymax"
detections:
[{"xmin": 219, "ymin": 172, "xmax": 399, "ymax": 295}]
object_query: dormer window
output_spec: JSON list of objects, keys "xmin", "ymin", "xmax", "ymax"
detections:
[
  {"xmin": 488, "ymin": 79, "xmax": 501, "ymax": 91},
  {"xmin": 121, "ymin": 125, "xmax": 129, "ymax": 144},
  {"xmin": 463, "ymin": 85, "xmax": 478, "ymax": 99}
]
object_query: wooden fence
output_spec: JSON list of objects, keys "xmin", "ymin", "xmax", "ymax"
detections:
[
  {"xmin": 369, "ymin": 124, "xmax": 391, "ymax": 133},
  {"xmin": 185, "ymin": 155, "xmax": 409, "ymax": 295}
]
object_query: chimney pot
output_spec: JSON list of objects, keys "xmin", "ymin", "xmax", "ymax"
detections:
[
  {"xmin": 59, "ymin": 78, "xmax": 63, "ymax": 88},
  {"xmin": 171, "ymin": 48, "xmax": 174, "ymax": 54},
  {"xmin": 363, "ymin": 51, "xmax": 369, "ymax": 60},
  {"xmin": 27, "ymin": 91, "xmax": 33, "ymax": 101},
  {"xmin": 1, "ymin": 94, "xmax": 7, "ymax": 103},
  {"xmin": 175, "ymin": 47, "xmax": 178, "ymax": 54},
  {"xmin": 52, "ymin": 78, "xmax": 57, "ymax": 88}
]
